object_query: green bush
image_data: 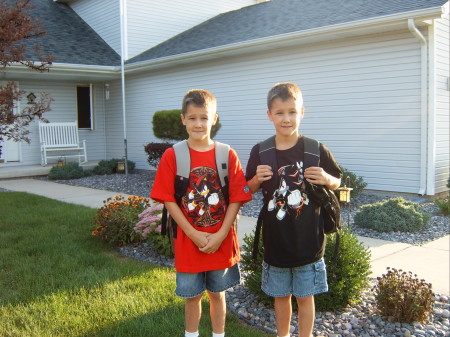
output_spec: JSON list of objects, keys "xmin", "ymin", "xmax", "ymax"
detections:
[
  {"xmin": 354, "ymin": 197, "xmax": 430, "ymax": 233},
  {"xmin": 435, "ymin": 198, "xmax": 450, "ymax": 216},
  {"xmin": 240, "ymin": 227, "xmax": 372, "ymax": 311},
  {"xmin": 93, "ymin": 158, "xmax": 135, "ymax": 175},
  {"xmin": 338, "ymin": 166, "xmax": 368, "ymax": 198},
  {"xmin": 48, "ymin": 162, "xmax": 92, "ymax": 180},
  {"xmin": 144, "ymin": 142, "xmax": 173, "ymax": 169},
  {"xmin": 373, "ymin": 267, "xmax": 434, "ymax": 323},
  {"xmin": 152, "ymin": 109, "xmax": 221, "ymax": 141},
  {"xmin": 315, "ymin": 228, "xmax": 371, "ymax": 311},
  {"xmin": 92, "ymin": 195, "xmax": 149, "ymax": 246}
]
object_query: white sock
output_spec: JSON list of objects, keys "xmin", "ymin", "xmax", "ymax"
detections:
[
  {"xmin": 185, "ymin": 331, "xmax": 199, "ymax": 337},
  {"xmin": 212, "ymin": 333, "xmax": 225, "ymax": 337}
]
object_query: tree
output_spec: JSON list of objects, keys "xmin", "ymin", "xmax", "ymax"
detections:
[{"xmin": 0, "ymin": 0, "xmax": 54, "ymax": 157}]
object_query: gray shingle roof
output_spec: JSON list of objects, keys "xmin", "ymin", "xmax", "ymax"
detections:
[
  {"xmin": 24, "ymin": 0, "xmax": 120, "ymax": 66},
  {"xmin": 127, "ymin": 0, "xmax": 447, "ymax": 64}
]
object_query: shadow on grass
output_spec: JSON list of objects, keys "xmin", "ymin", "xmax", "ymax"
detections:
[{"xmin": 0, "ymin": 192, "xmax": 154, "ymax": 306}]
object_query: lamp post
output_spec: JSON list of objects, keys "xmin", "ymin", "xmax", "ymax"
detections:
[
  {"xmin": 57, "ymin": 156, "xmax": 66, "ymax": 167},
  {"xmin": 336, "ymin": 176, "xmax": 353, "ymax": 226},
  {"xmin": 117, "ymin": 158, "xmax": 126, "ymax": 173}
]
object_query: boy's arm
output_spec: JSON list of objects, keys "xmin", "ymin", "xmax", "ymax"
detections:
[
  {"xmin": 164, "ymin": 201, "xmax": 209, "ymax": 249},
  {"xmin": 247, "ymin": 165, "xmax": 273, "ymax": 193},
  {"xmin": 304, "ymin": 167, "xmax": 341, "ymax": 190},
  {"xmin": 199, "ymin": 202, "xmax": 241, "ymax": 254}
]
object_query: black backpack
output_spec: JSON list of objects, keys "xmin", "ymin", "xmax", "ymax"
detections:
[
  {"xmin": 160, "ymin": 140, "xmax": 231, "ymax": 255},
  {"xmin": 252, "ymin": 135, "xmax": 341, "ymax": 263}
]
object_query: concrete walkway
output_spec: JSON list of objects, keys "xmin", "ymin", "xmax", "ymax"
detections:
[{"xmin": 0, "ymin": 178, "xmax": 448, "ymax": 296}]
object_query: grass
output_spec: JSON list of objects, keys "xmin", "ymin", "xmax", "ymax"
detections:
[{"xmin": 0, "ymin": 192, "xmax": 271, "ymax": 337}]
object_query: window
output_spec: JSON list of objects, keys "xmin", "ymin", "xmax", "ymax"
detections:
[{"xmin": 77, "ymin": 84, "xmax": 94, "ymax": 129}]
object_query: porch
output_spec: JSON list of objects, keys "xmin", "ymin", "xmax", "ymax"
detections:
[{"xmin": 0, "ymin": 162, "xmax": 99, "ymax": 180}]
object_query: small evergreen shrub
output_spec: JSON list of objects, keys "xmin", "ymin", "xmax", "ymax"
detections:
[
  {"xmin": 48, "ymin": 162, "xmax": 91, "ymax": 180},
  {"xmin": 152, "ymin": 109, "xmax": 221, "ymax": 141},
  {"xmin": 435, "ymin": 198, "xmax": 450, "ymax": 216},
  {"xmin": 93, "ymin": 158, "xmax": 135, "ymax": 175},
  {"xmin": 240, "ymin": 227, "xmax": 372, "ymax": 311},
  {"xmin": 315, "ymin": 227, "xmax": 371, "ymax": 311},
  {"xmin": 92, "ymin": 195, "xmax": 149, "ymax": 246},
  {"xmin": 354, "ymin": 197, "xmax": 430, "ymax": 233},
  {"xmin": 339, "ymin": 166, "xmax": 368, "ymax": 198},
  {"xmin": 373, "ymin": 267, "xmax": 434, "ymax": 323},
  {"xmin": 144, "ymin": 142, "xmax": 173, "ymax": 169}
]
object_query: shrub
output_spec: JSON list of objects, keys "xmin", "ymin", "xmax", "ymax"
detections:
[
  {"xmin": 338, "ymin": 166, "xmax": 368, "ymax": 198},
  {"xmin": 48, "ymin": 162, "xmax": 92, "ymax": 180},
  {"xmin": 152, "ymin": 109, "xmax": 221, "ymax": 141},
  {"xmin": 93, "ymin": 158, "xmax": 136, "ymax": 175},
  {"xmin": 240, "ymin": 230, "xmax": 271, "ymax": 305},
  {"xmin": 92, "ymin": 195, "xmax": 149, "ymax": 246},
  {"xmin": 435, "ymin": 198, "xmax": 450, "ymax": 216},
  {"xmin": 134, "ymin": 203, "xmax": 173, "ymax": 257},
  {"xmin": 240, "ymin": 227, "xmax": 372, "ymax": 311},
  {"xmin": 373, "ymin": 267, "xmax": 434, "ymax": 323},
  {"xmin": 315, "ymin": 227, "xmax": 371, "ymax": 311},
  {"xmin": 354, "ymin": 197, "xmax": 430, "ymax": 233},
  {"xmin": 144, "ymin": 142, "xmax": 173, "ymax": 169}
]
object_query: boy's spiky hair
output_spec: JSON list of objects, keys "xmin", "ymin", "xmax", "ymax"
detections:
[
  {"xmin": 267, "ymin": 82, "xmax": 303, "ymax": 110},
  {"xmin": 182, "ymin": 89, "xmax": 217, "ymax": 115}
]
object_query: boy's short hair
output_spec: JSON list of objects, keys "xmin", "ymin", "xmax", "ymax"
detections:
[
  {"xmin": 267, "ymin": 82, "xmax": 303, "ymax": 110},
  {"xmin": 182, "ymin": 89, "xmax": 217, "ymax": 115}
]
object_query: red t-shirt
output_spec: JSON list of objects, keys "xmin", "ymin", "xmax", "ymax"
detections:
[{"xmin": 150, "ymin": 145, "xmax": 252, "ymax": 273}]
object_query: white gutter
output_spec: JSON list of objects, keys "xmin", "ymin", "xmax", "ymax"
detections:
[
  {"xmin": 427, "ymin": 21, "xmax": 437, "ymax": 196},
  {"xmin": 408, "ymin": 18, "xmax": 428, "ymax": 196},
  {"xmin": 126, "ymin": 6, "xmax": 445, "ymax": 74}
]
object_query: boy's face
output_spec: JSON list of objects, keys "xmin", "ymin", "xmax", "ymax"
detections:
[
  {"xmin": 267, "ymin": 97, "xmax": 304, "ymax": 138},
  {"xmin": 181, "ymin": 104, "xmax": 218, "ymax": 142}
]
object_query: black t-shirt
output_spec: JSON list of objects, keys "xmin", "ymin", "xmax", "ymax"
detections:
[{"xmin": 245, "ymin": 136, "xmax": 342, "ymax": 268}]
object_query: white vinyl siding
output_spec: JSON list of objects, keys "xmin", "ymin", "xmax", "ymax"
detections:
[
  {"xmin": 434, "ymin": 15, "xmax": 450, "ymax": 194},
  {"xmin": 126, "ymin": 0, "xmax": 256, "ymax": 59},
  {"xmin": 2, "ymin": 80, "xmax": 109, "ymax": 166},
  {"xmin": 107, "ymin": 30, "xmax": 429, "ymax": 194},
  {"xmin": 70, "ymin": 0, "xmax": 121, "ymax": 55}
]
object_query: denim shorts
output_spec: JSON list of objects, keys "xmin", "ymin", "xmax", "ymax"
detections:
[
  {"xmin": 261, "ymin": 258, "xmax": 328, "ymax": 298},
  {"xmin": 175, "ymin": 264, "xmax": 240, "ymax": 298}
]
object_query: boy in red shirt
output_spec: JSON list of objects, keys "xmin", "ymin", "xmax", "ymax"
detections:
[{"xmin": 150, "ymin": 89, "xmax": 251, "ymax": 337}]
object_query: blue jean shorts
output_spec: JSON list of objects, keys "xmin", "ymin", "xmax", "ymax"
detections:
[
  {"xmin": 175, "ymin": 263, "xmax": 240, "ymax": 299},
  {"xmin": 261, "ymin": 258, "xmax": 328, "ymax": 298}
]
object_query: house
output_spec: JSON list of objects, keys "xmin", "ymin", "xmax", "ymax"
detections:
[{"xmin": 0, "ymin": 0, "xmax": 448, "ymax": 196}]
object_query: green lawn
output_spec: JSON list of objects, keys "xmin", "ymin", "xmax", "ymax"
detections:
[{"xmin": 0, "ymin": 192, "xmax": 271, "ymax": 337}]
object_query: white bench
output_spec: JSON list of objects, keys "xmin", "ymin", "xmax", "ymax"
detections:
[{"xmin": 39, "ymin": 121, "xmax": 87, "ymax": 166}]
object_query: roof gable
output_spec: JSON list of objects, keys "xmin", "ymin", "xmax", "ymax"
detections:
[{"xmin": 128, "ymin": 0, "xmax": 448, "ymax": 64}]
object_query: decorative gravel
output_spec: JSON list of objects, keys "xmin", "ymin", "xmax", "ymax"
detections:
[{"xmin": 32, "ymin": 170, "xmax": 450, "ymax": 336}]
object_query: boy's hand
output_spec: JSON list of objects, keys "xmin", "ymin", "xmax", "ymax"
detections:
[
  {"xmin": 255, "ymin": 164, "xmax": 273, "ymax": 182},
  {"xmin": 199, "ymin": 232, "xmax": 226, "ymax": 254},
  {"xmin": 304, "ymin": 166, "xmax": 341, "ymax": 190},
  {"xmin": 189, "ymin": 230, "xmax": 210, "ymax": 249}
]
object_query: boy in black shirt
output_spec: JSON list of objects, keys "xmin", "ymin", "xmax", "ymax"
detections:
[{"xmin": 246, "ymin": 82, "xmax": 342, "ymax": 337}]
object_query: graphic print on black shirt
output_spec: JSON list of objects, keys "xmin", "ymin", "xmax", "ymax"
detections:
[
  {"xmin": 181, "ymin": 166, "xmax": 225, "ymax": 227},
  {"xmin": 268, "ymin": 161, "xmax": 310, "ymax": 220}
]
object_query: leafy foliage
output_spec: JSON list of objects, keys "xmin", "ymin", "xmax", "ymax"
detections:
[
  {"xmin": 134, "ymin": 203, "xmax": 174, "ymax": 257},
  {"xmin": 92, "ymin": 195, "xmax": 149, "ymax": 246},
  {"xmin": 152, "ymin": 109, "xmax": 221, "ymax": 141},
  {"xmin": 354, "ymin": 197, "xmax": 430, "ymax": 233},
  {"xmin": 338, "ymin": 166, "xmax": 368, "ymax": 198},
  {"xmin": 0, "ymin": 0, "xmax": 55, "ymax": 154},
  {"xmin": 315, "ymin": 228, "xmax": 371, "ymax": 311},
  {"xmin": 93, "ymin": 158, "xmax": 136, "ymax": 175},
  {"xmin": 144, "ymin": 142, "xmax": 173, "ymax": 169},
  {"xmin": 48, "ymin": 162, "xmax": 92, "ymax": 180},
  {"xmin": 373, "ymin": 267, "xmax": 434, "ymax": 323},
  {"xmin": 240, "ymin": 227, "xmax": 372, "ymax": 311}
]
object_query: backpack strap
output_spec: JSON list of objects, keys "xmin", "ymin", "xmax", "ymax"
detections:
[
  {"xmin": 258, "ymin": 135, "xmax": 278, "ymax": 203},
  {"xmin": 214, "ymin": 142, "xmax": 230, "ymax": 189},
  {"xmin": 303, "ymin": 136, "xmax": 320, "ymax": 168}
]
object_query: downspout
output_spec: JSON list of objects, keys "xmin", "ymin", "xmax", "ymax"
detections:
[{"xmin": 408, "ymin": 18, "xmax": 428, "ymax": 196}]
